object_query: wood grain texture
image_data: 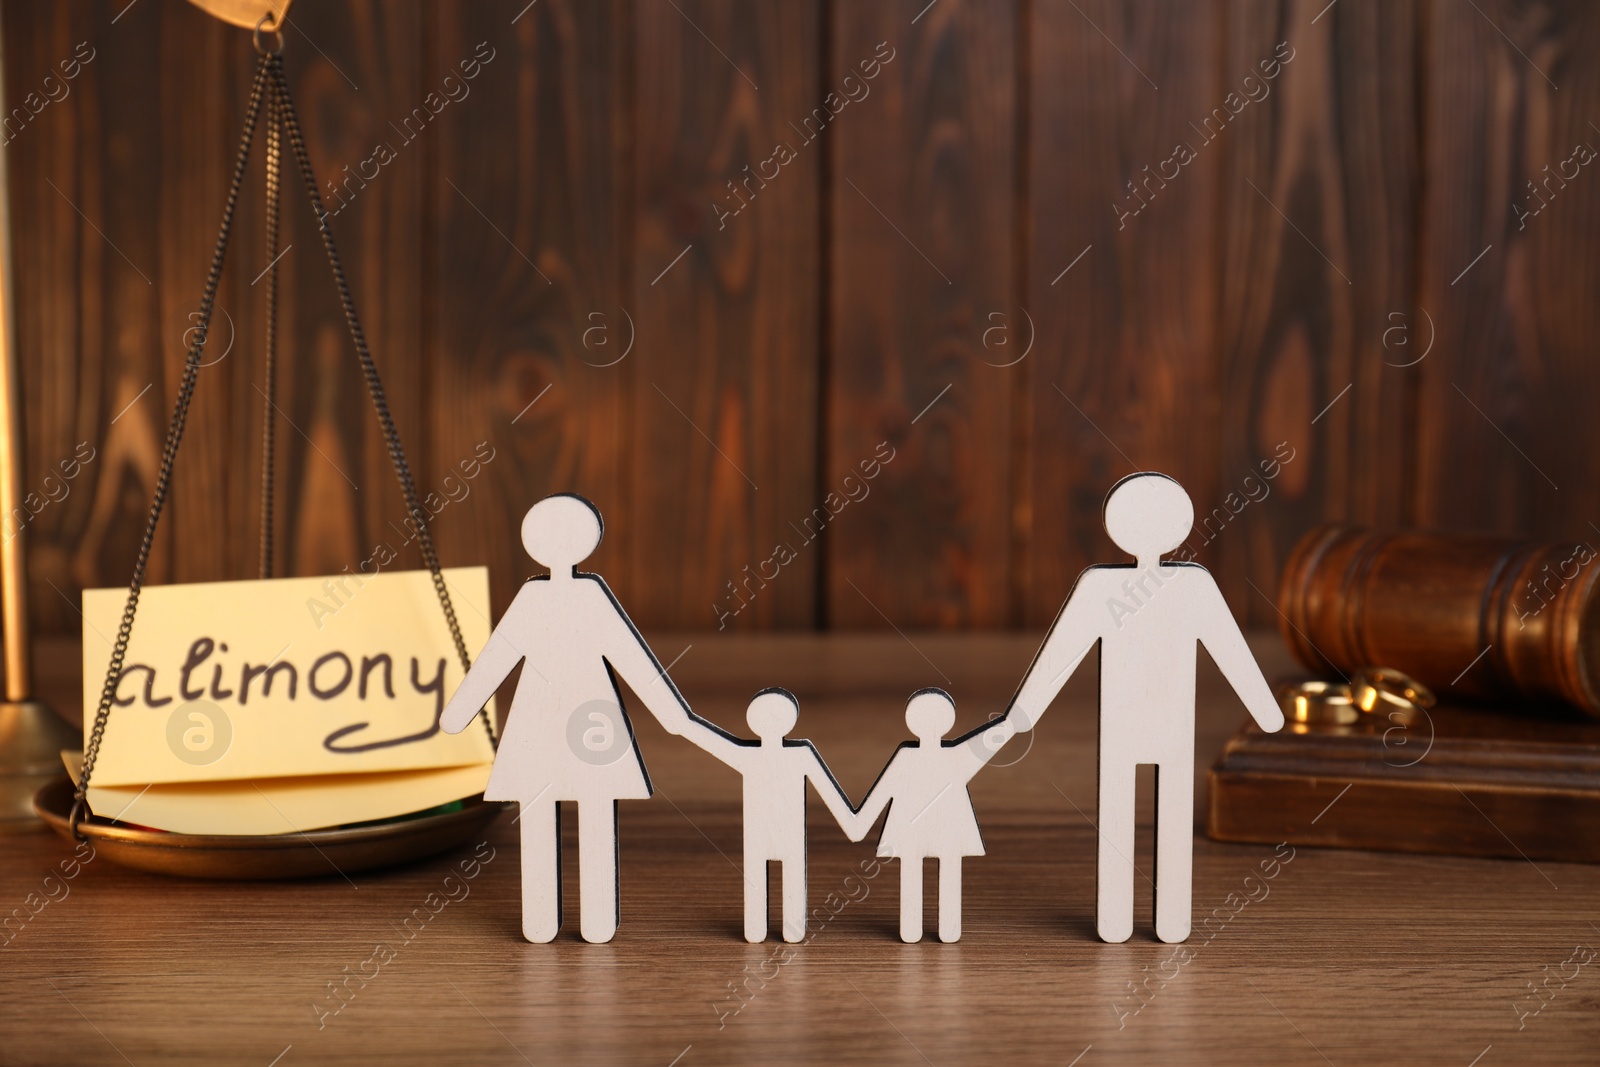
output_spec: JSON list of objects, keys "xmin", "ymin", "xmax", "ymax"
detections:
[
  {"xmin": 427, "ymin": 0, "xmax": 632, "ymax": 622},
  {"xmin": 9, "ymin": 0, "xmax": 431, "ymax": 623},
  {"xmin": 263, "ymin": 0, "xmax": 426, "ymax": 584},
  {"xmin": 4, "ymin": 1, "xmax": 152, "ymax": 635},
  {"xmin": 1023, "ymin": 0, "xmax": 1224, "ymax": 625},
  {"xmin": 1416, "ymin": 0, "xmax": 1600, "ymax": 538},
  {"xmin": 154, "ymin": 1, "xmax": 243, "ymax": 589},
  {"xmin": 1215, "ymin": 0, "xmax": 1419, "ymax": 619},
  {"xmin": 631, "ymin": 0, "xmax": 821, "ymax": 631},
  {"xmin": 1211, "ymin": 701, "xmax": 1600, "ymax": 862},
  {"xmin": 6, "ymin": 2, "xmax": 1600, "ymax": 640},
  {"xmin": 826, "ymin": 0, "xmax": 1017, "ymax": 630},
  {"xmin": 6, "ymin": 632, "xmax": 1598, "ymax": 1065}
]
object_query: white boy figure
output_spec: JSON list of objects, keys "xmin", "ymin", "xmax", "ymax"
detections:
[
  {"xmin": 1005, "ymin": 472, "xmax": 1284, "ymax": 944},
  {"xmin": 846, "ymin": 688, "xmax": 1015, "ymax": 943},
  {"xmin": 440, "ymin": 494, "xmax": 696, "ymax": 944},
  {"xmin": 683, "ymin": 688, "xmax": 857, "ymax": 943}
]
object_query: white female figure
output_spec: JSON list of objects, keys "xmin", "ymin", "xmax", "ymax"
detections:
[
  {"xmin": 846, "ymin": 689, "xmax": 1016, "ymax": 943},
  {"xmin": 441, "ymin": 494, "xmax": 694, "ymax": 944}
]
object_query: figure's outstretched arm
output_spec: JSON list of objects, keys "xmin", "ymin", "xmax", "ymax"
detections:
[
  {"xmin": 590, "ymin": 578, "xmax": 693, "ymax": 737},
  {"xmin": 801, "ymin": 742, "xmax": 858, "ymax": 835},
  {"xmin": 1005, "ymin": 570, "xmax": 1103, "ymax": 732},
  {"xmin": 950, "ymin": 715, "xmax": 1017, "ymax": 773},
  {"xmin": 678, "ymin": 714, "xmax": 749, "ymax": 765},
  {"xmin": 441, "ymin": 624, "xmax": 524, "ymax": 734},
  {"xmin": 1197, "ymin": 576, "xmax": 1285, "ymax": 733}
]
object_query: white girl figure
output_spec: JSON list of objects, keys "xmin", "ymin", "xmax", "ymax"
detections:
[
  {"xmin": 681, "ymin": 687, "xmax": 857, "ymax": 943},
  {"xmin": 441, "ymin": 494, "xmax": 694, "ymax": 944},
  {"xmin": 845, "ymin": 688, "xmax": 1016, "ymax": 943}
]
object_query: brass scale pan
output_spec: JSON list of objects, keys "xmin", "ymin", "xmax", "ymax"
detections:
[{"xmin": 34, "ymin": 777, "xmax": 505, "ymax": 880}]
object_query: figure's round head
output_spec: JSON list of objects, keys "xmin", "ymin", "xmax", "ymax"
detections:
[
  {"xmin": 521, "ymin": 494, "xmax": 603, "ymax": 571},
  {"xmin": 905, "ymin": 688, "xmax": 956, "ymax": 742},
  {"xmin": 746, "ymin": 688, "xmax": 798, "ymax": 741},
  {"xmin": 1103, "ymin": 472, "xmax": 1192, "ymax": 561}
]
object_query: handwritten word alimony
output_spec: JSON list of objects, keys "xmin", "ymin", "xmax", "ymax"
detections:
[{"xmin": 114, "ymin": 637, "xmax": 453, "ymax": 755}]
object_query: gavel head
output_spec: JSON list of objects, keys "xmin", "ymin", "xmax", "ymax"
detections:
[
  {"xmin": 1103, "ymin": 472, "xmax": 1193, "ymax": 561},
  {"xmin": 905, "ymin": 688, "xmax": 956, "ymax": 743}
]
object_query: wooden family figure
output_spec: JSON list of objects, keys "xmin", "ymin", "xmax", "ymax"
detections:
[
  {"xmin": 440, "ymin": 473, "xmax": 1283, "ymax": 945},
  {"xmin": 844, "ymin": 689, "xmax": 1016, "ymax": 944}
]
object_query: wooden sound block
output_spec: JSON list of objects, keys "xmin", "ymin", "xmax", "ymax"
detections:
[{"xmin": 1207, "ymin": 699, "xmax": 1600, "ymax": 864}]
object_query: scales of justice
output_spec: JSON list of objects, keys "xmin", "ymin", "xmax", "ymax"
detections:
[{"xmin": 2, "ymin": 1, "xmax": 504, "ymax": 879}]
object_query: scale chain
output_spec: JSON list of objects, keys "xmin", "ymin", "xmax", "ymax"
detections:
[
  {"xmin": 267, "ymin": 55, "xmax": 491, "ymax": 744},
  {"xmin": 258, "ymin": 79, "xmax": 281, "ymax": 579},
  {"xmin": 71, "ymin": 47, "xmax": 497, "ymax": 837},
  {"xmin": 71, "ymin": 55, "xmax": 274, "ymax": 835}
]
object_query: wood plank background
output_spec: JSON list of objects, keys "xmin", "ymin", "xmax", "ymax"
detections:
[{"xmin": 6, "ymin": 0, "xmax": 1598, "ymax": 637}]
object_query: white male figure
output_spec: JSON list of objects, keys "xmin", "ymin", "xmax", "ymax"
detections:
[
  {"xmin": 682, "ymin": 688, "xmax": 857, "ymax": 943},
  {"xmin": 1005, "ymin": 472, "xmax": 1284, "ymax": 943}
]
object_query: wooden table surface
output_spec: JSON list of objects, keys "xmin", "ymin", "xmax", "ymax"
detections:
[{"xmin": 3, "ymin": 631, "xmax": 1596, "ymax": 1066}]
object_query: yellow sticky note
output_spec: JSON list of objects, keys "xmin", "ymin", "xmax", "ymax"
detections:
[
  {"xmin": 80, "ymin": 568, "xmax": 497, "ymax": 833},
  {"xmin": 85, "ymin": 764, "xmax": 494, "ymax": 836}
]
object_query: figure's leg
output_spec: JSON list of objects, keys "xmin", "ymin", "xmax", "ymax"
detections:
[
  {"xmin": 1153, "ymin": 759, "xmax": 1195, "ymax": 943},
  {"xmin": 938, "ymin": 858, "xmax": 962, "ymax": 943},
  {"xmin": 578, "ymin": 800, "xmax": 619, "ymax": 944},
  {"xmin": 1097, "ymin": 757, "xmax": 1137, "ymax": 943},
  {"xmin": 744, "ymin": 855, "xmax": 767, "ymax": 943},
  {"xmin": 899, "ymin": 859, "xmax": 923, "ymax": 943},
  {"xmin": 781, "ymin": 856, "xmax": 806, "ymax": 943},
  {"xmin": 519, "ymin": 801, "xmax": 561, "ymax": 943}
]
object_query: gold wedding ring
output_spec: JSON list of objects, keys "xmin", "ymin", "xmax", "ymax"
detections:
[
  {"xmin": 1277, "ymin": 680, "xmax": 1360, "ymax": 728},
  {"xmin": 1275, "ymin": 667, "xmax": 1432, "ymax": 734},
  {"xmin": 1350, "ymin": 667, "xmax": 1435, "ymax": 717}
]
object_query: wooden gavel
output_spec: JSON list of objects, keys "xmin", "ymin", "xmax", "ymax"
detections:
[{"xmin": 1277, "ymin": 525, "xmax": 1600, "ymax": 716}]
